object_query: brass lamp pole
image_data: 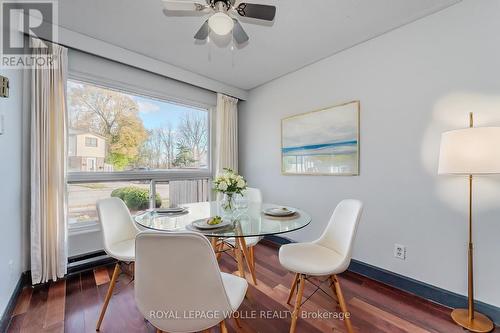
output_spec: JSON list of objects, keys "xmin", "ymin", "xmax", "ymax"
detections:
[{"xmin": 439, "ymin": 113, "xmax": 495, "ymax": 333}]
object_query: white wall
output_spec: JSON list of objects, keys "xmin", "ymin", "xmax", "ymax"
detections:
[
  {"xmin": 239, "ymin": 0, "xmax": 500, "ymax": 307},
  {"xmin": 0, "ymin": 68, "xmax": 24, "ymax": 315}
]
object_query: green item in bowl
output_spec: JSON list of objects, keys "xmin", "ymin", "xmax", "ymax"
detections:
[{"xmin": 207, "ymin": 216, "xmax": 223, "ymax": 225}]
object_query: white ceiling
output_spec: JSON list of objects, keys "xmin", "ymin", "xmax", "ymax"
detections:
[{"xmin": 58, "ymin": 0, "xmax": 460, "ymax": 90}]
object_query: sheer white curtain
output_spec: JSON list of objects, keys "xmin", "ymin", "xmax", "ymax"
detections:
[
  {"xmin": 215, "ymin": 93, "xmax": 238, "ymax": 174},
  {"xmin": 30, "ymin": 39, "xmax": 68, "ymax": 284},
  {"xmin": 169, "ymin": 179, "xmax": 210, "ymax": 206}
]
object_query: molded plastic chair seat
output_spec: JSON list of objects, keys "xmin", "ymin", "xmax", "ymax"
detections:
[
  {"xmin": 279, "ymin": 242, "xmax": 346, "ymax": 276},
  {"xmin": 221, "ymin": 272, "xmax": 248, "ymax": 311},
  {"xmin": 108, "ymin": 238, "xmax": 135, "ymax": 262},
  {"xmin": 97, "ymin": 197, "xmax": 139, "ymax": 262}
]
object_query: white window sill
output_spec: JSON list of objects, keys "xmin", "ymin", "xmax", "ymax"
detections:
[
  {"xmin": 68, "ymin": 220, "xmax": 101, "ymax": 236},
  {"xmin": 67, "ymin": 213, "xmax": 142, "ymax": 236}
]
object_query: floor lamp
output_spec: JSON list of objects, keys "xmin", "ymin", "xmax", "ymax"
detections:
[{"xmin": 438, "ymin": 112, "xmax": 499, "ymax": 333}]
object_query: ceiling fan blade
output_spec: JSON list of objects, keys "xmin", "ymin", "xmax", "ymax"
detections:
[
  {"xmin": 194, "ymin": 20, "xmax": 209, "ymax": 40},
  {"xmin": 162, "ymin": 0, "xmax": 207, "ymax": 12},
  {"xmin": 233, "ymin": 19, "xmax": 249, "ymax": 44},
  {"xmin": 235, "ymin": 3, "xmax": 276, "ymax": 21}
]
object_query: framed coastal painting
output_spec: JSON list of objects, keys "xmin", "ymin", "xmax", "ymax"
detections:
[{"xmin": 281, "ymin": 101, "xmax": 360, "ymax": 176}]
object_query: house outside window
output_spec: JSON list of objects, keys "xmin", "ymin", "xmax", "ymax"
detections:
[{"xmin": 69, "ymin": 130, "xmax": 109, "ymax": 172}]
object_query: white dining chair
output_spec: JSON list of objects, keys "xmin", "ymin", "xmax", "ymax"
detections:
[
  {"xmin": 135, "ymin": 231, "xmax": 248, "ymax": 333},
  {"xmin": 220, "ymin": 187, "xmax": 263, "ymax": 282},
  {"xmin": 96, "ymin": 197, "xmax": 140, "ymax": 331},
  {"xmin": 279, "ymin": 199, "xmax": 363, "ymax": 333}
]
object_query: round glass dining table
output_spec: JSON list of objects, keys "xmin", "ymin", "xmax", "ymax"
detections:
[
  {"xmin": 134, "ymin": 201, "xmax": 311, "ymax": 285},
  {"xmin": 134, "ymin": 201, "xmax": 311, "ymax": 238}
]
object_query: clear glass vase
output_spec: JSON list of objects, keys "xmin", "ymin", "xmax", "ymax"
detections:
[{"xmin": 220, "ymin": 193, "xmax": 235, "ymax": 218}]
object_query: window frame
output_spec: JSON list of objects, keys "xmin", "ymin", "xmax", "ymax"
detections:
[
  {"xmin": 84, "ymin": 136, "xmax": 98, "ymax": 147},
  {"xmin": 66, "ymin": 74, "xmax": 214, "ymax": 184},
  {"xmin": 66, "ymin": 73, "xmax": 215, "ymax": 234}
]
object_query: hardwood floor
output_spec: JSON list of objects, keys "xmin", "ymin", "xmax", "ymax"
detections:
[{"xmin": 6, "ymin": 243, "xmax": 499, "ymax": 333}]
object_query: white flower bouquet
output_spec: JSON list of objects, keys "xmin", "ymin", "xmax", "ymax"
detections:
[
  {"xmin": 213, "ymin": 168, "xmax": 247, "ymax": 212},
  {"xmin": 213, "ymin": 168, "xmax": 247, "ymax": 195}
]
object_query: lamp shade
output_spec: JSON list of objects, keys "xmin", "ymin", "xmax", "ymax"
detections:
[{"xmin": 438, "ymin": 127, "xmax": 500, "ymax": 174}]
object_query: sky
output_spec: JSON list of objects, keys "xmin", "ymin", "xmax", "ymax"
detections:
[
  {"xmin": 132, "ymin": 95, "xmax": 205, "ymax": 131},
  {"xmin": 68, "ymin": 79, "xmax": 207, "ymax": 131}
]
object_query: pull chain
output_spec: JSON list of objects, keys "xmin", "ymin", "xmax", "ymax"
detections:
[
  {"xmin": 207, "ymin": 27, "xmax": 212, "ymax": 62},
  {"xmin": 231, "ymin": 34, "xmax": 235, "ymax": 67}
]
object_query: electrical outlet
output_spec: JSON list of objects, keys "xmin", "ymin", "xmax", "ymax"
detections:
[{"xmin": 394, "ymin": 244, "xmax": 406, "ymax": 260}]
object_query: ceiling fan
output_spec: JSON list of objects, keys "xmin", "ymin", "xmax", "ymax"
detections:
[{"xmin": 162, "ymin": 0, "xmax": 276, "ymax": 45}]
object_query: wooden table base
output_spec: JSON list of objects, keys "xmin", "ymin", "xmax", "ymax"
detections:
[{"xmin": 211, "ymin": 237, "xmax": 258, "ymax": 285}]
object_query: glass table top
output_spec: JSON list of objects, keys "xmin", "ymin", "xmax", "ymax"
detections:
[{"xmin": 134, "ymin": 202, "xmax": 311, "ymax": 238}]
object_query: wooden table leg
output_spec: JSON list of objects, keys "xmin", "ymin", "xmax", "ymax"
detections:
[
  {"xmin": 216, "ymin": 241, "xmax": 225, "ymax": 260},
  {"xmin": 210, "ymin": 237, "xmax": 218, "ymax": 252},
  {"xmin": 234, "ymin": 245, "xmax": 245, "ymax": 278},
  {"xmin": 249, "ymin": 246, "xmax": 255, "ymax": 268},
  {"xmin": 238, "ymin": 237, "xmax": 257, "ymax": 285}
]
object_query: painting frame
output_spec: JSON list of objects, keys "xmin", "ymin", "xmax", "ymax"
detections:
[{"xmin": 281, "ymin": 100, "xmax": 360, "ymax": 176}]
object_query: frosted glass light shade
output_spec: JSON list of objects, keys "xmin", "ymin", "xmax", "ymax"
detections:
[
  {"xmin": 208, "ymin": 12, "xmax": 234, "ymax": 35},
  {"xmin": 438, "ymin": 127, "xmax": 500, "ymax": 174}
]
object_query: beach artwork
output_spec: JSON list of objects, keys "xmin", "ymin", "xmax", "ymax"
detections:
[{"xmin": 281, "ymin": 101, "xmax": 359, "ymax": 175}]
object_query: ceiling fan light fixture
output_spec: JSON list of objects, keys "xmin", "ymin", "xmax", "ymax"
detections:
[{"xmin": 208, "ymin": 12, "xmax": 234, "ymax": 35}]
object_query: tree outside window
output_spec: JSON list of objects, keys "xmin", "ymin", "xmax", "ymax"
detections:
[{"xmin": 67, "ymin": 80, "xmax": 209, "ymax": 172}]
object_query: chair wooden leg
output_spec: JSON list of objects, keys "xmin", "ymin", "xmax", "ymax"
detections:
[
  {"xmin": 234, "ymin": 316, "xmax": 242, "ymax": 328},
  {"xmin": 330, "ymin": 275, "xmax": 354, "ymax": 333},
  {"xmin": 96, "ymin": 263, "xmax": 121, "ymax": 331},
  {"xmin": 220, "ymin": 320, "xmax": 228, "ymax": 333},
  {"xmin": 289, "ymin": 274, "xmax": 305, "ymax": 333},
  {"xmin": 156, "ymin": 329, "xmax": 162, "ymax": 333},
  {"xmin": 238, "ymin": 237, "xmax": 257, "ymax": 285},
  {"xmin": 286, "ymin": 273, "xmax": 300, "ymax": 305}
]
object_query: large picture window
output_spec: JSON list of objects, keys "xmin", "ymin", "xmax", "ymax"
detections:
[{"xmin": 66, "ymin": 79, "xmax": 211, "ymax": 229}]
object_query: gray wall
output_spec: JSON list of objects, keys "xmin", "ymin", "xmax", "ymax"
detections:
[
  {"xmin": 0, "ymin": 68, "xmax": 24, "ymax": 315},
  {"xmin": 239, "ymin": 0, "xmax": 500, "ymax": 307}
]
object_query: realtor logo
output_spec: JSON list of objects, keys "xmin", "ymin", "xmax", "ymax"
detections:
[{"xmin": 1, "ymin": 0, "xmax": 58, "ymax": 68}]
